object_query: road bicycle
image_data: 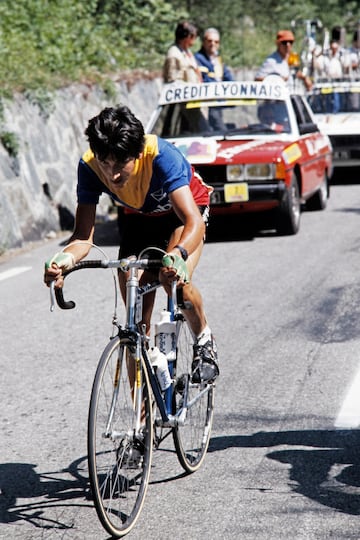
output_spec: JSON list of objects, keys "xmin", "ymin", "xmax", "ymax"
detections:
[{"xmin": 49, "ymin": 246, "xmax": 215, "ymax": 538}]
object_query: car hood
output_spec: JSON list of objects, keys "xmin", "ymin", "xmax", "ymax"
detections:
[
  {"xmin": 314, "ymin": 113, "xmax": 360, "ymax": 135},
  {"xmin": 170, "ymin": 137, "xmax": 292, "ymax": 165}
]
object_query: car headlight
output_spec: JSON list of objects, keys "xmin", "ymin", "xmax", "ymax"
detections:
[
  {"xmin": 245, "ymin": 163, "xmax": 275, "ymax": 179},
  {"xmin": 226, "ymin": 164, "xmax": 245, "ymax": 181},
  {"xmin": 227, "ymin": 163, "xmax": 275, "ymax": 181}
]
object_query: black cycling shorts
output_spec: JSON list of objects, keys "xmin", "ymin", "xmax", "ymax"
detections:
[{"xmin": 118, "ymin": 206, "xmax": 209, "ymax": 258}]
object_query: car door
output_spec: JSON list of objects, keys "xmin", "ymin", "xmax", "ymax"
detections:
[{"xmin": 291, "ymin": 95, "xmax": 326, "ymax": 196}]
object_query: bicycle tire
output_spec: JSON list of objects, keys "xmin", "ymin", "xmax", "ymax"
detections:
[
  {"xmin": 88, "ymin": 336, "xmax": 153, "ymax": 538},
  {"xmin": 172, "ymin": 317, "xmax": 215, "ymax": 473}
]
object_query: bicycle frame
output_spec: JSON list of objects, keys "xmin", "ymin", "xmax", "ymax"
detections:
[
  {"xmin": 51, "ymin": 256, "xmax": 202, "ymax": 431},
  {"xmin": 121, "ymin": 260, "xmax": 190, "ymax": 429}
]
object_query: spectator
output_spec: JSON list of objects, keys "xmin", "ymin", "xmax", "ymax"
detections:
[
  {"xmin": 255, "ymin": 29, "xmax": 312, "ymax": 90},
  {"xmin": 194, "ymin": 27, "xmax": 233, "ymax": 130},
  {"xmin": 326, "ymin": 40, "xmax": 343, "ymax": 79},
  {"xmin": 349, "ymin": 30, "xmax": 360, "ymax": 72},
  {"xmin": 163, "ymin": 21, "xmax": 202, "ymax": 83},
  {"xmin": 195, "ymin": 27, "xmax": 233, "ymax": 83},
  {"xmin": 329, "ymin": 25, "xmax": 350, "ymax": 76}
]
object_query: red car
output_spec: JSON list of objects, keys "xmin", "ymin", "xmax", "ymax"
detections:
[{"xmin": 147, "ymin": 79, "xmax": 333, "ymax": 235}]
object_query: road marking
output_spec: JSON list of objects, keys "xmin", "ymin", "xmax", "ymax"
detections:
[
  {"xmin": 335, "ymin": 366, "xmax": 360, "ymax": 428},
  {"xmin": 0, "ymin": 266, "xmax": 32, "ymax": 282}
]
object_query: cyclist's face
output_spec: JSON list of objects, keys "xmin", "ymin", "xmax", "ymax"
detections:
[{"xmin": 96, "ymin": 155, "xmax": 137, "ymax": 187}]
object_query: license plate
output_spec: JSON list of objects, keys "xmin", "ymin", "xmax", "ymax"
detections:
[{"xmin": 224, "ymin": 183, "xmax": 249, "ymax": 203}]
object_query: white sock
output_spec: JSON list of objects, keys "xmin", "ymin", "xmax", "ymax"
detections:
[{"xmin": 196, "ymin": 325, "xmax": 212, "ymax": 346}]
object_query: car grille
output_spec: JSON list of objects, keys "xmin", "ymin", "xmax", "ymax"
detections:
[
  {"xmin": 330, "ymin": 134, "xmax": 360, "ymax": 150},
  {"xmin": 195, "ymin": 165, "xmax": 226, "ymax": 184}
]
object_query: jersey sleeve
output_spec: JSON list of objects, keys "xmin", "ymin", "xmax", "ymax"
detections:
[
  {"xmin": 77, "ymin": 158, "xmax": 104, "ymax": 204},
  {"xmin": 153, "ymin": 138, "xmax": 192, "ymax": 194}
]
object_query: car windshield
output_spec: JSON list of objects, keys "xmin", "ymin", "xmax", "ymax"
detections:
[
  {"xmin": 308, "ymin": 89, "xmax": 360, "ymax": 114},
  {"xmin": 150, "ymin": 98, "xmax": 291, "ymax": 138}
]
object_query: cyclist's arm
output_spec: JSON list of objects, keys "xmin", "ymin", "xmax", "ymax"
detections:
[
  {"xmin": 44, "ymin": 203, "xmax": 96, "ymax": 287},
  {"xmin": 66, "ymin": 203, "xmax": 96, "ymax": 259},
  {"xmin": 168, "ymin": 185, "xmax": 206, "ymax": 257}
]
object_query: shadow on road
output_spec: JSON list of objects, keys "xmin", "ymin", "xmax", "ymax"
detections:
[
  {"xmin": 209, "ymin": 429, "xmax": 360, "ymax": 514},
  {"xmin": 331, "ymin": 167, "xmax": 360, "ymax": 186},
  {"xmin": 206, "ymin": 212, "xmax": 279, "ymax": 243},
  {"xmin": 0, "ymin": 447, "xmax": 189, "ymax": 533},
  {"xmin": 0, "ymin": 456, "xmax": 91, "ymax": 530}
]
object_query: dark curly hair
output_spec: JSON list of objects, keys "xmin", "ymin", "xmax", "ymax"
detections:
[
  {"xmin": 85, "ymin": 105, "xmax": 145, "ymax": 162},
  {"xmin": 175, "ymin": 21, "xmax": 197, "ymax": 41}
]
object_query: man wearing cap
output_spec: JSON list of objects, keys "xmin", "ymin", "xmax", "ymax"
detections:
[{"xmin": 255, "ymin": 29, "xmax": 312, "ymax": 90}]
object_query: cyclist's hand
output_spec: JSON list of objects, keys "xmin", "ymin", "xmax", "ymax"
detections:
[
  {"xmin": 162, "ymin": 253, "xmax": 189, "ymax": 285},
  {"xmin": 44, "ymin": 252, "xmax": 75, "ymax": 287}
]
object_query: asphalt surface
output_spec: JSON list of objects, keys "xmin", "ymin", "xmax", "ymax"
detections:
[{"xmin": 1, "ymin": 174, "xmax": 360, "ymax": 539}]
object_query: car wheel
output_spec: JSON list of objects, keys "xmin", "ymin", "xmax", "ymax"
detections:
[
  {"xmin": 306, "ymin": 173, "xmax": 329, "ymax": 211},
  {"xmin": 276, "ymin": 173, "xmax": 301, "ymax": 235}
]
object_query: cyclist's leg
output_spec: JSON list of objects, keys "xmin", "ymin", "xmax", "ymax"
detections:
[
  {"xmin": 161, "ymin": 224, "xmax": 215, "ymax": 470},
  {"xmin": 178, "ymin": 243, "xmax": 207, "ymax": 336},
  {"xmin": 162, "ymin": 224, "xmax": 206, "ymax": 333},
  {"xmin": 165, "ymin": 225, "xmax": 219, "ymax": 383}
]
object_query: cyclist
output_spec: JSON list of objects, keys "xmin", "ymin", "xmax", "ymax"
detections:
[{"xmin": 44, "ymin": 105, "xmax": 219, "ymax": 383}]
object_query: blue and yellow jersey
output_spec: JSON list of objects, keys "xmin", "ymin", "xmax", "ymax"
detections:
[{"xmin": 77, "ymin": 134, "xmax": 210, "ymax": 214}]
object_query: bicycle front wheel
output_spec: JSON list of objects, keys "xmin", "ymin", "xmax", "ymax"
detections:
[
  {"xmin": 172, "ymin": 318, "xmax": 215, "ymax": 473},
  {"xmin": 88, "ymin": 336, "xmax": 153, "ymax": 538}
]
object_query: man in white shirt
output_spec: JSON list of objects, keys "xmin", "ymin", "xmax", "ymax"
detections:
[{"xmin": 163, "ymin": 21, "xmax": 202, "ymax": 83}]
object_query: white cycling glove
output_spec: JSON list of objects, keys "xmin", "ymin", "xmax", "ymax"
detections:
[{"xmin": 45, "ymin": 251, "xmax": 75, "ymax": 271}]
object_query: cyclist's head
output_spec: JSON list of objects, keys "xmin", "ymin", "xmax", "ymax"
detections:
[{"xmin": 85, "ymin": 105, "xmax": 145, "ymax": 162}]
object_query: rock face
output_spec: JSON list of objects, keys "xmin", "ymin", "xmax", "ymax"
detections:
[{"xmin": 0, "ymin": 74, "xmax": 162, "ymax": 252}]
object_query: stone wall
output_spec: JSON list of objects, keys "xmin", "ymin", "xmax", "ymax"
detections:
[{"xmin": 0, "ymin": 73, "xmax": 163, "ymax": 252}]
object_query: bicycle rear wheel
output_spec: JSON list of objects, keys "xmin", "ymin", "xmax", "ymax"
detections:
[
  {"xmin": 88, "ymin": 336, "xmax": 153, "ymax": 538},
  {"xmin": 172, "ymin": 317, "xmax": 215, "ymax": 473}
]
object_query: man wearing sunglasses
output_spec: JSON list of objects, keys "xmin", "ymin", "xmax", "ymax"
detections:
[
  {"xmin": 255, "ymin": 29, "xmax": 312, "ymax": 90},
  {"xmin": 195, "ymin": 27, "xmax": 233, "ymax": 130},
  {"xmin": 195, "ymin": 27, "xmax": 233, "ymax": 84}
]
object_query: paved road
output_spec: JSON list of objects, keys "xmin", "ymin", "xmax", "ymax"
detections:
[{"xmin": 1, "ymin": 180, "xmax": 360, "ymax": 539}]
